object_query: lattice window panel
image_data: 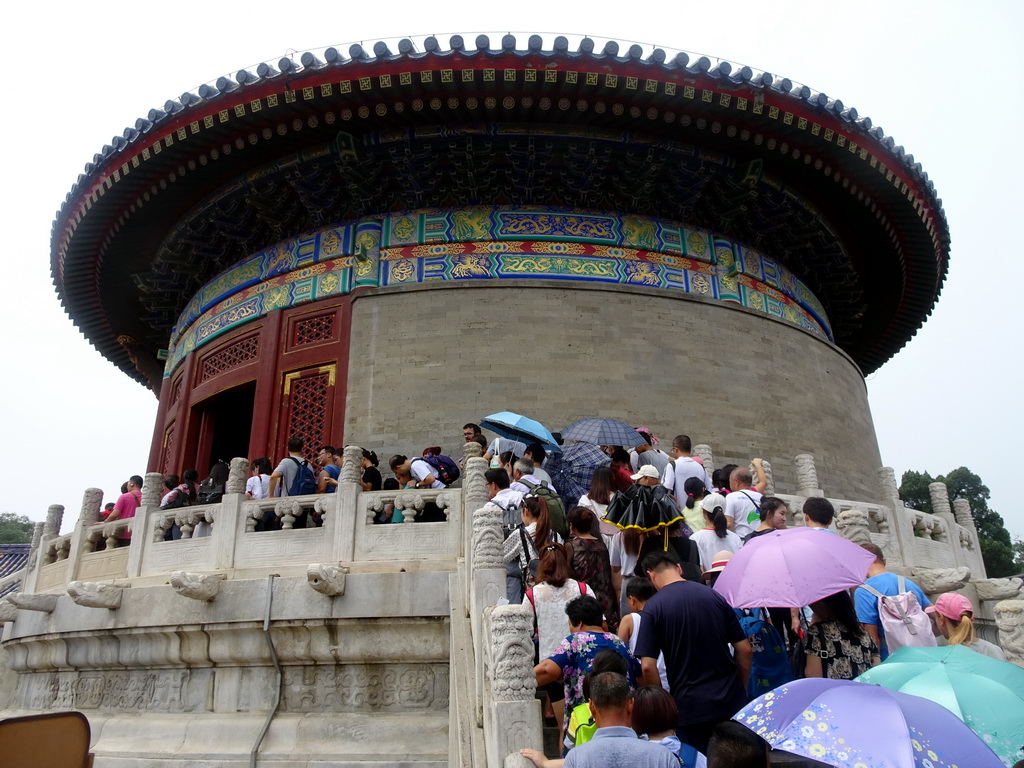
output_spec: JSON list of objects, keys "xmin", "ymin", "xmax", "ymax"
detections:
[
  {"xmin": 286, "ymin": 371, "xmax": 332, "ymax": 462},
  {"xmin": 294, "ymin": 313, "xmax": 336, "ymax": 346},
  {"xmin": 198, "ymin": 336, "xmax": 260, "ymax": 383},
  {"xmin": 169, "ymin": 375, "xmax": 183, "ymax": 405},
  {"xmin": 161, "ymin": 422, "xmax": 176, "ymax": 475}
]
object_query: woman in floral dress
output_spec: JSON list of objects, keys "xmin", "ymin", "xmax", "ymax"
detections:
[
  {"xmin": 565, "ymin": 506, "xmax": 619, "ymax": 631},
  {"xmin": 805, "ymin": 590, "xmax": 880, "ymax": 679}
]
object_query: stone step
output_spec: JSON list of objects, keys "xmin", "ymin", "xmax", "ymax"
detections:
[{"xmin": 84, "ymin": 711, "xmax": 449, "ymax": 767}]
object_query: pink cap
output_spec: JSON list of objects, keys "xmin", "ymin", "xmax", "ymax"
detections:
[{"xmin": 925, "ymin": 592, "xmax": 974, "ymax": 621}]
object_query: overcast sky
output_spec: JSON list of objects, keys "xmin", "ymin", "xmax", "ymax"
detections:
[{"xmin": 2, "ymin": 1, "xmax": 1020, "ymax": 544}]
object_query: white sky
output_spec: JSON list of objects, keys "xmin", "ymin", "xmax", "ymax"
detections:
[{"xmin": 1, "ymin": 0, "xmax": 1021, "ymax": 541}]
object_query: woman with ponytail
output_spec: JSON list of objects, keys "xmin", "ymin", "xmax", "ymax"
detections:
[
  {"xmin": 681, "ymin": 476, "xmax": 708, "ymax": 534},
  {"xmin": 690, "ymin": 492, "xmax": 742, "ymax": 572},
  {"xmin": 502, "ymin": 495, "xmax": 560, "ymax": 592},
  {"xmin": 927, "ymin": 593, "xmax": 1006, "ymax": 660}
]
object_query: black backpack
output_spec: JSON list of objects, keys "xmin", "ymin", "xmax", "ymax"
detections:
[{"xmin": 196, "ymin": 478, "xmax": 223, "ymax": 504}]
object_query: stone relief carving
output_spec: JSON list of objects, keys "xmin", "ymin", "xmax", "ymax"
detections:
[
  {"xmin": 912, "ymin": 566, "xmax": 971, "ymax": 594},
  {"xmin": 226, "ymin": 457, "xmax": 249, "ymax": 495},
  {"xmin": 867, "ymin": 507, "xmax": 891, "ymax": 535},
  {"xmin": 278, "ymin": 663, "xmax": 449, "ymax": 712},
  {"xmin": 8, "ymin": 593, "xmax": 60, "ymax": 612},
  {"xmin": 794, "ymin": 453, "xmax": 819, "ymax": 493},
  {"xmin": 994, "ymin": 600, "xmax": 1024, "ymax": 667},
  {"xmin": 759, "ymin": 459, "xmax": 775, "ymax": 497},
  {"xmin": 0, "ymin": 600, "xmax": 17, "ymax": 623},
  {"xmin": 957, "ymin": 526, "xmax": 976, "ymax": 552},
  {"xmin": 835, "ymin": 509, "xmax": 872, "ymax": 546},
  {"xmin": 307, "ymin": 563, "xmax": 350, "ymax": 596},
  {"xmin": 974, "ymin": 578, "xmax": 1024, "ymax": 602},
  {"xmin": 25, "ymin": 670, "xmax": 190, "ymax": 712},
  {"xmin": 67, "ymin": 580, "xmax": 126, "ymax": 609},
  {"xmin": 170, "ymin": 571, "xmax": 226, "ymax": 601},
  {"xmin": 911, "ymin": 512, "xmax": 946, "ymax": 541},
  {"xmin": 472, "ymin": 506, "xmax": 504, "ymax": 571},
  {"xmin": 489, "ymin": 605, "xmax": 536, "ymax": 702}
]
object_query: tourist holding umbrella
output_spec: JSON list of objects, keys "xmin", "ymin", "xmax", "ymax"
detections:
[
  {"xmin": 857, "ymin": 644, "xmax": 1024, "ymax": 766},
  {"xmin": 604, "ymin": 465, "xmax": 702, "ymax": 582},
  {"xmin": 712, "ymin": 527, "xmax": 876, "ymax": 609},
  {"xmin": 734, "ymin": 678, "xmax": 1005, "ymax": 767}
]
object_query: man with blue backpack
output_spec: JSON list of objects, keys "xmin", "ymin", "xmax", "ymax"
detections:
[{"xmin": 268, "ymin": 436, "xmax": 319, "ymax": 528}]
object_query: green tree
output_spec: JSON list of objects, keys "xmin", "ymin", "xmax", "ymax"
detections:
[
  {"xmin": 899, "ymin": 466, "xmax": 1016, "ymax": 578},
  {"xmin": 0, "ymin": 512, "xmax": 34, "ymax": 544},
  {"xmin": 898, "ymin": 470, "xmax": 934, "ymax": 513}
]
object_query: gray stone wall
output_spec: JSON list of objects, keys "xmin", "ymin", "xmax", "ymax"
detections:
[{"xmin": 344, "ymin": 281, "xmax": 884, "ymax": 503}]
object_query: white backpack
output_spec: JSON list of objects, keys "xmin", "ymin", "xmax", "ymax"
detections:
[{"xmin": 861, "ymin": 576, "xmax": 936, "ymax": 653}]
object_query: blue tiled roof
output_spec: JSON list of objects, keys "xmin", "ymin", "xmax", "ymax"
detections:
[{"xmin": 0, "ymin": 544, "xmax": 29, "ymax": 598}]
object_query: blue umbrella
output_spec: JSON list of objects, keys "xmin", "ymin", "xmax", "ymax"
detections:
[
  {"xmin": 735, "ymin": 678, "xmax": 1004, "ymax": 768},
  {"xmin": 480, "ymin": 411, "xmax": 561, "ymax": 453},
  {"xmin": 561, "ymin": 417, "xmax": 645, "ymax": 447}
]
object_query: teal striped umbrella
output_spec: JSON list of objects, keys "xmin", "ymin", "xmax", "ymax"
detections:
[{"xmin": 856, "ymin": 644, "xmax": 1024, "ymax": 766}]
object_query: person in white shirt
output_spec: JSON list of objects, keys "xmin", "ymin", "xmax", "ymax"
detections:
[
  {"xmin": 660, "ymin": 434, "xmax": 713, "ymax": 497},
  {"xmin": 245, "ymin": 458, "xmax": 273, "ymax": 499},
  {"xmin": 388, "ymin": 454, "xmax": 445, "ymax": 489},
  {"xmin": 485, "ymin": 468, "xmax": 527, "ymax": 603},
  {"xmin": 723, "ymin": 467, "xmax": 763, "ymax": 539},
  {"xmin": 524, "ymin": 443, "xmax": 555, "ymax": 488},
  {"xmin": 690, "ymin": 493, "xmax": 743, "ymax": 571}
]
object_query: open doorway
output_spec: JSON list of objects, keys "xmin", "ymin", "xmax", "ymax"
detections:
[{"xmin": 193, "ymin": 382, "xmax": 256, "ymax": 475}]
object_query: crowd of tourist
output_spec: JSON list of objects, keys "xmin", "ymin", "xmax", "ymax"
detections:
[{"xmin": 101, "ymin": 423, "xmax": 1006, "ymax": 767}]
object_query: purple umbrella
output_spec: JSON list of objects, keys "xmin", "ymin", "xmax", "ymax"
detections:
[
  {"xmin": 734, "ymin": 678, "xmax": 1004, "ymax": 768},
  {"xmin": 713, "ymin": 527, "xmax": 876, "ymax": 608}
]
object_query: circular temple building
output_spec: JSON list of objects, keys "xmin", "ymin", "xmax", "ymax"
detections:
[{"xmin": 52, "ymin": 34, "xmax": 948, "ymax": 503}]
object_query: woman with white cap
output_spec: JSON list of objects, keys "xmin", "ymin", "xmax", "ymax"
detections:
[
  {"xmin": 927, "ymin": 592, "xmax": 1006, "ymax": 660},
  {"xmin": 690, "ymin": 493, "xmax": 743, "ymax": 572}
]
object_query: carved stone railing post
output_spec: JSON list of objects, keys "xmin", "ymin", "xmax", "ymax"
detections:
[
  {"xmin": 341, "ymin": 445, "xmax": 363, "ymax": 485},
  {"xmin": 464, "ymin": 454, "xmax": 490, "ymax": 573},
  {"xmin": 995, "ymin": 600, "xmax": 1024, "ymax": 668},
  {"xmin": 484, "ymin": 605, "xmax": 541, "ymax": 767},
  {"xmin": 226, "ymin": 457, "xmax": 248, "ymax": 495},
  {"xmin": 21, "ymin": 521, "xmax": 46, "ymax": 592},
  {"xmin": 331, "ymin": 445, "xmax": 363, "ymax": 563},
  {"xmin": 927, "ymin": 481, "xmax": 962, "ymax": 566},
  {"xmin": 471, "ymin": 504, "xmax": 506, "ymax": 728},
  {"xmin": 758, "ymin": 459, "xmax": 775, "ymax": 497},
  {"xmin": 42, "ymin": 505, "xmax": 64, "ymax": 541},
  {"xmin": 693, "ymin": 444, "xmax": 714, "ymax": 478},
  {"xmin": 78, "ymin": 488, "xmax": 103, "ymax": 526},
  {"xmin": 835, "ymin": 509, "xmax": 872, "ymax": 546},
  {"xmin": 876, "ymin": 466, "xmax": 918, "ymax": 570},
  {"xmin": 142, "ymin": 472, "xmax": 164, "ymax": 509},
  {"xmin": 123, "ymin": 472, "xmax": 166, "ymax": 580},
  {"xmin": 951, "ymin": 497, "xmax": 984, "ymax": 577},
  {"xmin": 952, "ymin": 497, "xmax": 976, "ymax": 532},
  {"xmin": 794, "ymin": 453, "xmax": 823, "ymax": 497}
]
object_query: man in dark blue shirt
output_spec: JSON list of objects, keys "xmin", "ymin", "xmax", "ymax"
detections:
[{"xmin": 634, "ymin": 552, "xmax": 752, "ymax": 755}]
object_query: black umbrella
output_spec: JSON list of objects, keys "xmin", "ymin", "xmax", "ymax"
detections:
[{"xmin": 604, "ymin": 484, "xmax": 685, "ymax": 550}]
